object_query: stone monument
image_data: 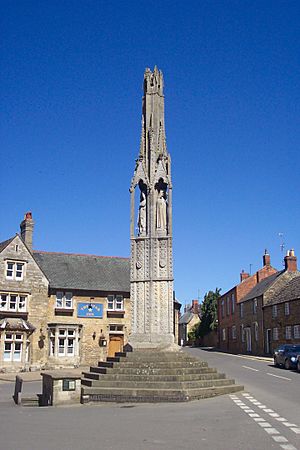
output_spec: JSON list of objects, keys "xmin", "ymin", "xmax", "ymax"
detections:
[{"xmin": 129, "ymin": 66, "xmax": 175, "ymax": 349}]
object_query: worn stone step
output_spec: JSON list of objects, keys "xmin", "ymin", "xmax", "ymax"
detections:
[
  {"xmin": 83, "ymin": 370, "xmax": 222, "ymax": 382},
  {"xmin": 81, "ymin": 383, "xmax": 243, "ymax": 403},
  {"xmin": 21, "ymin": 396, "xmax": 40, "ymax": 407},
  {"xmin": 81, "ymin": 378, "xmax": 234, "ymax": 389},
  {"xmin": 94, "ymin": 366, "xmax": 214, "ymax": 376},
  {"xmin": 109, "ymin": 361, "xmax": 208, "ymax": 369}
]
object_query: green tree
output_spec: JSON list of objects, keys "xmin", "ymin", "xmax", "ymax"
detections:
[{"xmin": 195, "ymin": 288, "xmax": 221, "ymax": 338}]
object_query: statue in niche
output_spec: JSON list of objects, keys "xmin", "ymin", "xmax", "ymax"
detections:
[
  {"xmin": 156, "ymin": 189, "xmax": 167, "ymax": 231},
  {"xmin": 137, "ymin": 190, "xmax": 147, "ymax": 235}
]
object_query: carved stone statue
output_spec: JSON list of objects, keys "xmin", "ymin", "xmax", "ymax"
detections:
[
  {"xmin": 137, "ymin": 191, "xmax": 146, "ymax": 235},
  {"xmin": 156, "ymin": 190, "xmax": 167, "ymax": 231}
]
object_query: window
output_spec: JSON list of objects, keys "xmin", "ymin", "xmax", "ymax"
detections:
[
  {"xmin": 284, "ymin": 302, "xmax": 290, "ymax": 316},
  {"xmin": 107, "ymin": 295, "xmax": 124, "ymax": 311},
  {"xmin": 273, "ymin": 327, "xmax": 279, "ymax": 341},
  {"xmin": 55, "ymin": 292, "xmax": 73, "ymax": 309},
  {"xmin": 285, "ymin": 326, "xmax": 292, "ymax": 340},
  {"xmin": 0, "ymin": 293, "xmax": 27, "ymax": 312},
  {"xmin": 254, "ymin": 322, "xmax": 259, "ymax": 342},
  {"xmin": 221, "ymin": 299, "xmax": 225, "ymax": 318},
  {"xmin": 253, "ymin": 298, "xmax": 258, "ymax": 314},
  {"xmin": 240, "ymin": 303, "xmax": 244, "ymax": 319},
  {"xmin": 3, "ymin": 333, "xmax": 23, "ymax": 362},
  {"xmin": 272, "ymin": 304, "xmax": 278, "ymax": 318},
  {"xmin": 232, "ymin": 325, "xmax": 236, "ymax": 340},
  {"xmin": 231, "ymin": 293, "xmax": 235, "ymax": 314},
  {"xmin": 6, "ymin": 262, "xmax": 25, "ymax": 280},
  {"xmin": 294, "ymin": 325, "xmax": 300, "ymax": 339},
  {"xmin": 48, "ymin": 326, "xmax": 79, "ymax": 358},
  {"xmin": 222, "ymin": 328, "xmax": 226, "ymax": 341},
  {"xmin": 226, "ymin": 296, "xmax": 230, "ymax": 316},
  {"xmin": 109, "ymin": 324, "xmax": 124, "ymax": 332}
]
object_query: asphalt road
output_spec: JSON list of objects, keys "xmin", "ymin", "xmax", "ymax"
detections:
[{"xmin": 0, "ymin": 349, "xmax": 299, "ymax": 450}]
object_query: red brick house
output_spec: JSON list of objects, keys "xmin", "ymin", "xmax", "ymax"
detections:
[{"xmin": 218, "ymin": 251, "xmax": 277, "ymax": 353}]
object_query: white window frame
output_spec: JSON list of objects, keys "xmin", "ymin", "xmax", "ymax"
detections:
[
  {"xmin": 48, "ymin": 326, "xmax": 79, "ymax": 358},
  {"xmin": 0, "ymin": 293, "xmax": 27, "ymax": 312},
  {"xmin": 55, "ymin": 292, "xmax": 73, "ymax": 309},
  {"xmin": 253, "ymin": 298, "xmax": 258, "ymax": 314},
  {"xmin": 285, "ymin": 325, "xmax": 292, "ymax": 340},
  {"xmin": 222, "ymin": 328, "xmax": 226, "ymax": 341},
  {"xmin": 284, "ymin": 302, "xmax": 290, "ymax": 316},
  {"xmin": 5, "ymin": 261, "xmax": 25, "ymax": 281},
  {"xmin": 272, "ymin": 304, "xmax": 278, "ymax": 318},
  {"xmin": 293, "ymin": 325, "xmax": 300, "ymax": 339},
  {"xmin": 240, "ymin": 303, "xmax": 244, "ymax": 319},
  {"xmin": 240, "ymin": 324, "xmax": 245, "ymax": 343},
  {"xmin": 107, "ymin": 295, "xmax": 124, "ymax": 311},
  {"xmin": 3, "ymin": 332, "xmax": 24, "ymax": 362},
  {"xmin": 273, "ymin": 327, "xmax": 279, "ymax": 341},
  {"xmin": 231, "ymin": 325, "xmax": 236, "ymax": 340},
  {"xmin": 231, "ymin": 293, "xmax": 235, "ymax": 314}
]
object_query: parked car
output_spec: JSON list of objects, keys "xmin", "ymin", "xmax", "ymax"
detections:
[
  {"xmin": 273, "ymin": 344, "xmax": 300, "ymax": 369},
  {"xmin": 297, "ymin": 355, "xmax": 300, "ymax": 373}
]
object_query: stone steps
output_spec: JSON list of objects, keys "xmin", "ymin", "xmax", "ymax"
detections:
[
  {"xmin": 82, "ymin": 370, "xmax": 222, "ymax": 382},
  {"xmin": 81, "ymin": 377, "xmax": 234, "ymax": 389},
  {"xmin": 81, "ymin": 349, "xmax": 243, "ymax": 403},
  {"xmin": 81, "ymin": 384, "xmax": 242, "ymax": 403}
]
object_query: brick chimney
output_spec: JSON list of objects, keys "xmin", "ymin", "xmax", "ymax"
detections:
[
  {"xmin": 20, "ymin": 212, "xmax": 34, "ymax": 250},
  {"xmin": 263, "ymin": 249, "xmax": 271, "ymax": 266},
  {"xmin": 240, "ymin": 270, "xmax": 250, "ymax": 282},
  {"xmin": 284, "ymin": 249, "xmax": 297, "ymax": 272},
  {"xmin": 192, "ymin": 299, "xmax": 199, "ymax": 314}
]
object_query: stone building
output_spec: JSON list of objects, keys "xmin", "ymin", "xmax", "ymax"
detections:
[
  {"xmin": 179, "ymin": 300, "xmax": 201, "ymax": 345},
  {"xmin": 0, "ymin": 213, "xmax": 130, "ymax": 372},
  {"xmin": 218, "ymin": 251, "xmax": 277, "ymax": 354}
]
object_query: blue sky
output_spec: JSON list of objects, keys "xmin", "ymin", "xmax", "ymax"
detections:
[{"xmin": 1, "ymin": 1, "xmax": 300, "ymax": 306}]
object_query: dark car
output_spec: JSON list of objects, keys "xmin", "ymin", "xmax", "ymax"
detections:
[
  {"xmin": 297, "ymin": 355, "xmax": 300, "ymax": 373},
  {"xmin": 274, "ymin": 344, "xmax": 300, "ymax": 369}
]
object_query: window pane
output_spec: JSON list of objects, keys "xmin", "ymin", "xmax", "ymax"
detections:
[
  {"xmin": 0, "ymin": 295, "xmax": 7, "ymax": 310},
  {"xmin": 19, "ymin": 296, "xmax": 26, "ymax": 310},
  {"xmin": 9, "ymin": 296, "xmax": 17, "ymax": 310}
]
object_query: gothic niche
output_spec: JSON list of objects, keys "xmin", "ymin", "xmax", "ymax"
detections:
[
  {"xmin": 155, "ymin": 178, "xmax": 168, "ymax": 234},
  {"xmin": 137, "ymin": 180, "xmax": 147, "ymax": 236}
]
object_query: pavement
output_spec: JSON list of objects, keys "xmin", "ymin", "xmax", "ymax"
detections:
[{"xmin": 0, "ymin": 366, "xmax": 89, "ymax": 383}]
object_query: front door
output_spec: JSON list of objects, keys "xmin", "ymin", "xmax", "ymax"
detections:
[
  {"xmin": 245, "ymin": 327, "xmax": 252, "ymax": 353},
  {"xmin": 108, "ymin": 335, "xmax": 124, "ymax": 357}
]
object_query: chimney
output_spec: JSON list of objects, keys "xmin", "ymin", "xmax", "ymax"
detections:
[
  {"xmin": 284, "ymin": 249, "xmax": 297, "ymax": 272},
  {"xmin": 240, "ymin": 270, "xmax": 250, "ymax": 282},
  {"xmin": 263, "ymin": 249, "xmax": 271, "ymax": 266},
  {"xmin": 192, "ymin": 299, "xmax": 199, "ymax": 314},
  {"xmin": 20, "ymin": 212, "xmax": 34, "ymax": 250}
]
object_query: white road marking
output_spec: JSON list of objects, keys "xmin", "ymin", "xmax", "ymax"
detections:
[
  {"xmin": 267, "ymin": 372, "xmax": 291, "ymax": 381},
  {"xmin": 280, "ymin": 445, "xmax": 297, "ymax": 450},
  {"xmin": 283, "ymin": 422, "xmax": 297, "ymax": 428},
  {"xmin": 242, "ymin": 365, "xmax": 259, "ymax": 371},
  {"xmin": 230, "ymin": 395, "xmax": 298, "ymax": 450},
  {"xmin": 265, "ymin": 428, "xmax": 280, "ymax": 435},
  {"xmin": 273, "ymin": 436, "xmax": 288, "ymax": 443}
]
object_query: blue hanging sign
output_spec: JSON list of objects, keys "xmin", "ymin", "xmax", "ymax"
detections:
[{"xmin": 77, "ymin": 303, "xmax": 103, "ymax": 318}]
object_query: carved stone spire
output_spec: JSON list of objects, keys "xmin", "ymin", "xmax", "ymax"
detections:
[{"xmin": 129, "ymin": 68, "xmax": 174, "ymax": 349}]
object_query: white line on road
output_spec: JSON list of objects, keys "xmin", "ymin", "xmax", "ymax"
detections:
[
  {"xmin": 267, "ymin": 372, "xmax": 291, "ymax": 381},
  {"xmin": 242, "ymin": 365, "xmax": 259, "ymax": 371},
  {"xmin": 280, "ymin": 445, "xmax": 297, "ymax": 450},
  {"xmin": 290, "ymin": 428, "xmax": 300, "ymax": 434}
]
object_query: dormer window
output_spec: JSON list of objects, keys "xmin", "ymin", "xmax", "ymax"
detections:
[
  {"xmin": 56, "ymin": 292, "xmax": 73, "ymax": 309},
  {"xmin": 107, "ymin": 295, "xmax": 124, "ymax": 311},
  {"xmin": 6, "ymin": 261, "xmax": 25, "ymax": 280}
]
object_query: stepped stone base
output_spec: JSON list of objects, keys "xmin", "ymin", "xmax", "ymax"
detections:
[{"xmin": 81, "ymin": 349, "xmax": 243, "ymax": 403}]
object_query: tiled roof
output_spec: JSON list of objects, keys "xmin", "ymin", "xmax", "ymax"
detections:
[
  {"xmin": 240, "ymin": 271, "xmax": 283, "ymax": 303},
  {"xmin": 33, "ymin": 251, "xmax": 130, "ymax": 293},
  {"xmin": 0, "ymin": 237, "xmax": 14, "ymax": 253},
  {"xmin": 179, "ymin": 310, "xmax": 194, "ymax": 325},
  {"xmin": 264, "ymin": 272, "xmax": 300, "ymax": 306}
]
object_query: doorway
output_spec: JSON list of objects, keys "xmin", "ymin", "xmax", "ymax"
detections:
[
  {"xmin": 266, "ymin": 329, "xmax": 271, "ymax": 354},
  {"xmin": 108, "ymin": 335, "xmax": 124, "ymax": 357},
  {"xmin": 245, "ymin": 327, "xmax": 252, "ymax": 353}
]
